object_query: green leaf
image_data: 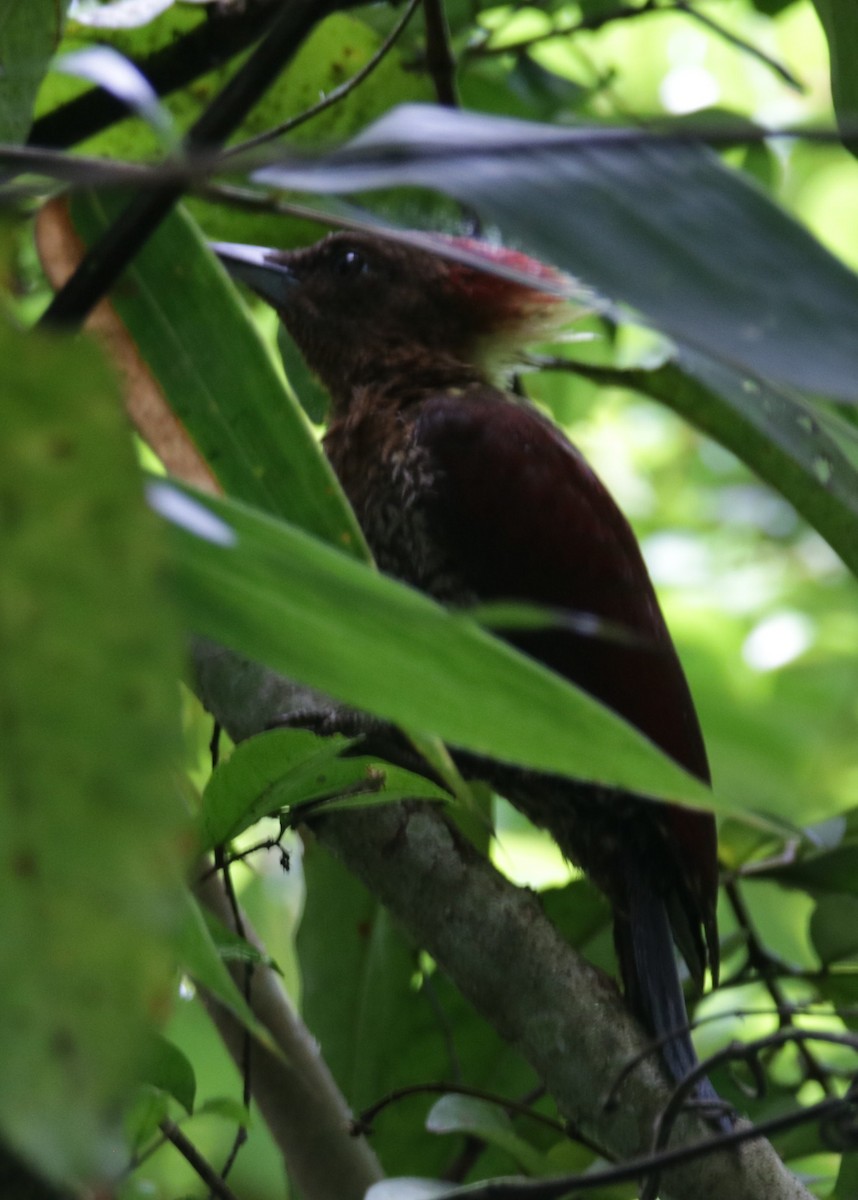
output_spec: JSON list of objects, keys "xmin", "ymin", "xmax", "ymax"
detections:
[
  {"xmin": 277, "ymin": 323, "xmax": 331, "ymax": 424},
  {"xmin": 0, "ymin": 317, "xmax": 187, "ymax": 1183},
  {"xmin": 152, "ymin": 479, "xmax": 714, "ymax": 808},
  {"xmin": 810, "ymin": 895, "xmax": 858, "ymax": 965},
  {"xmin": 257, "ymin": 103, "xmax": 858, "ymax": 400},
  {"xmin": 575, "ymin": 353, "xmax": 858, "ymax": 578},
  {"xmin": 426, "ymin": 1095, "xmax": 550, "ymax": 1176},
  {"xmin": 0, "ymin": 0, "xmax": 65, "ymax": 142},
  {"xmin": 142, "ymin": 1035, "xmax": 196, "ymax": 1115},
  {"xmin": 202, "ymin": 730, "xmax": 450, "ymax": 851},
  {"xmin": 176, "ymin": 891, "xmax": 270, "ymax": 1043},
  {"xmin": 300, "ymin": 843, "xmax": 546, "ymax": 1178},
  {"xmin": 194, "ymin": 1096, "xmax": 252, "ymax": 1125},
  {"xmin": 832, "ymin": 1148, "xmax": 858, "ymax": 1200},
  {"xmin": 68, "ymin": 195, "xmax": 367, "ymax": 557},
  {"xmin": 758, "ymin": 844, "xmax": 858, "ymax": 895},
  {"xmin": 299, "ymin": 847, "xmax": 414, "ymax": 1107},
  {"xmin": 815, "ymin": 973, "xmax": 858, "ymax": 1029},
  {"xmin": 303, "ymin": 767, "xmax": 447, "ymax": 813},
  {"xmin": 202, "ymin": 728, "xmax": 353, "ymax": 848},
  {"xmin": 204, "ymin": 910, "xmax": 282, "ymax": 974},
  {"xmin": 43, "ymin": 10, "xmax": 429, "ymax": 213},
  {"xmin": 32, "ymin": 1, "xmax": 204, "ymax": 153},
  {"xmin": 124, "ymin": 1085, "xmax": 169, "ymax": 1151}
]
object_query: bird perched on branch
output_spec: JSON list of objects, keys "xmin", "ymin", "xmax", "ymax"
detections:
[{"xmin": 213, "ymin": 230, "xmax": 723, "ymax": 1110}]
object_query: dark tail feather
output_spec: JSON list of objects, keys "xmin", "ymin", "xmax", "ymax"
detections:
[{"xmin": 614, "ymin": 865, "xmax": 728, "ymax": 1124}]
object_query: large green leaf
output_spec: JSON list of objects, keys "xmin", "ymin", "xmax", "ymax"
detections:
[
  {"xmin": 150, "ymin": 477, "xmax": 716, "ymax": 808},
  {"xmin": 68, "ymin": 194, "xmax": 367, "ymax": 557},
  {"xmin": 0, "ymin": 316, "xmax": 187, "ymax": 1183},
  {"xmin": 0, "ymin": 0, "xmax": 65, "ymax": 142},
  {"xmin": 256, "ymin": 103, "xmax": 858, "ymax": 401},
  {"xmin": 813, "ymin": 1, "xmax": 858, "ymax": 152}
]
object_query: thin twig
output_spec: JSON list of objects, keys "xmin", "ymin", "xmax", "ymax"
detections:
[
  {"xmin": 640, "ymin": 1027, "xmax": 858, "ymax": 1200},
  {"xmin": 196, "ymin": 181, "xmax": 379, "ymax": 231},
  {"xmin": 465, "ymin": 1, "xmax": 660, "ymax": 59},
  {"xmin": 408, "ymin": 1094, "xmax": 848, "ymax": 1200},
  {"xmin": 226, "ymin": 0, "xmax": 421, "ymax": 157},
  {"xmin": 159, "ymin": 1120, "xmax": 241, "ymax": 1200},
  {"xmin": 465, "ymin": 0, "xmax": 802, "ymax": 91},
  {"xmin": 422, "ymin": 0, "xmax": 460, "ymax": 107},
  {"xmin": 603, "ymin": 998, "xmax": 857, "ymax": 1111},
  {"xmin": 725, "ymin": 878, "xmax": 835, "ymax": 1096},
  {"xmin": 357, "ymin": 1078, "xmax": 606, "ymax": 1185},
  {"xmin": 352, "ymin": 1027, "xmax": 854, "ymax": 1195},
  {"xmin": 355, "ymin": 1081, "xmax": 568, "ymax": 1139},
  {"xmin": 733, "ymin": 839, "xmax": 800, "ymax": 877},
  {"xmin": 675, "ymin": 0, "xmax": 803, "ymax": 92}
]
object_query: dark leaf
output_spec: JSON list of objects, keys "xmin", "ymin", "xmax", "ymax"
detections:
[
  {"xmin": 754, "ymin": 844, "xmax": 858, "ymax": 894},
  {"xmin": 579, "ymin": 350, "xmax": 858, "ymax": 577},
  {"xmin": 812, "ymin": 1, "xmax": 858, "ymax": 153},
  {"xmin": 256, "ymin": 103, "xmax": 858, "ymax": 400},
  {"xmin": 810, "ymin": 894, "xmax": 858, "ymax": 965}
]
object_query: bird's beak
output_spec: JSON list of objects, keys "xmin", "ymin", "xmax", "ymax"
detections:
[{"xmin": 210, "ymin": 241, "xmax": 299, "ymax": 309}]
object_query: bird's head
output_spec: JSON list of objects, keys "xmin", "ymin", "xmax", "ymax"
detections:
[{"xmin": 213, "ymin": 231, "xmax": 577, "ymax": 405}]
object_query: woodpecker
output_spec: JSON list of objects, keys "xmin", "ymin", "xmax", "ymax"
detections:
[{"xmin": 214, "ymin": 231, "xmax": 723, "ymax": 1109}]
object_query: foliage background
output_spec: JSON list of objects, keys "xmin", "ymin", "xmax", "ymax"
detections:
[{"xmin": 3, "ymin": 0, "xmax": 858, "ymax": 1197}]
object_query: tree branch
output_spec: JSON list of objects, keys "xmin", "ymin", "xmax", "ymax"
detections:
[
  {"xmin": 28, "ymin": 1, "xmax": 279, "ymax": 150},
  {"xmin": 158, "ymin": 1120, "xmax": 240, "ymax": 1200},
  {"xmin": 190, "ymin": 640, "xmax": 815, "ymax": 1200},
  {"xmin": 194, "ymin": 865, "xmax": 384, "ymax": 1200}
]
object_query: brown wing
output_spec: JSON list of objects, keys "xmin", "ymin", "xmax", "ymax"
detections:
[
  {"xmin": 418, "ymin": 390, "xmax": 708, "ymax": 777},
  {"xmin": 416, "ymin": 388, "xmax": 719, "ymax": 973}
]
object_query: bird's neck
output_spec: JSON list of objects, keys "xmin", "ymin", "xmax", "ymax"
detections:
[{"xmin": 324, "ymin": 346, "xmax": 488, "ymax": 419}]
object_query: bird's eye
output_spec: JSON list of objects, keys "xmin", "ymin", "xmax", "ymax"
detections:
[{"xmin": 333, "ymin": 248, "xmax": 369, "ymax": 278}]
